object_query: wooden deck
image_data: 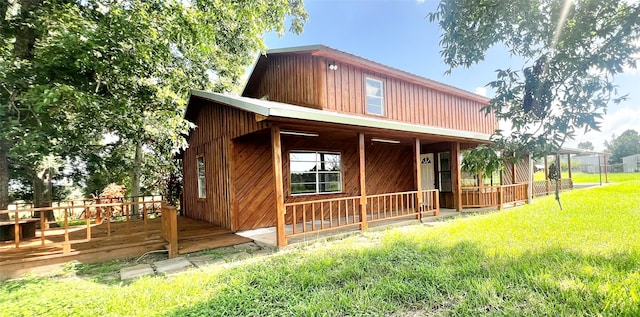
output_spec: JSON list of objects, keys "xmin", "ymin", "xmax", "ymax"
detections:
[{"xmin": 0, "ymin": 217, "xmax": 252, "ymax": 278}]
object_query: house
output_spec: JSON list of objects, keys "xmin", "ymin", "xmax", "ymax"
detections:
[
  {"xmin": 622, "ymin": 154, "xmax": 640, "ymax": 172},
  {"xmin": 181, "ymin": 45, "xmax": 528, "ymax": 246},
  {"xmin": 572, "ymin": 155, "xmax": 601, "ymax": 173}
]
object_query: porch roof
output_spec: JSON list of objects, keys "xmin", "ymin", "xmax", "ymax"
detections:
[{"xmin": 189, "ymin": 90, "xmax": 492, "ymax": 142}]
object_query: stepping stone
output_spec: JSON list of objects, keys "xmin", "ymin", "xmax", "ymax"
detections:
[
  {"xmin": 120, "ymin": 264, "xmax": 154, "ymax": 280},
  {"xmin": 189, "ymin": 255, "xmax": 225, "ymax": 268},
  {"xmin": 153, "ymin": 257, "xmax": 192, "ymax": 274},
  {"xmin": 233, "ymin": 242, "xmax": 261, "ymax": 252}
]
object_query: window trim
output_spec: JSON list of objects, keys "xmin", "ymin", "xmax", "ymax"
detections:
[
  {"xmin": 196, "ymin": 155, "xmax": 206, "ymax": 199},
  {"xmin": 289, "ymin": 150, "xmax": 343, "ymax": 196},
  {"xmin": 365, "ymin": 77, "xmax": 385, "ymax": 116}
]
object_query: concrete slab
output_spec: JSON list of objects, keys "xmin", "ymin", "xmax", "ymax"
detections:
[
  {"xmin": 120, "ymin": 264, "xmax": 154, "ymax": 280},
  {"xmin": 188, "ymin": 255, "xmax": 225, "ymax": 268},
  {"xmin": 153, "ymin": 257, "xmax": 192, "ymax": 274},
  {"xmin": 233, "ymin": 242, "xmax": 261, "ymax": 252}
]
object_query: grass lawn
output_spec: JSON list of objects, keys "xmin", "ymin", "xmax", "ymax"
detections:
[
  {"xmin": 533, "ymin": 171, "xmax": 639, "ymax": 183},
  {"xmin": 1, "ymin": 181, "xmax": 640, "ymax": 316}
]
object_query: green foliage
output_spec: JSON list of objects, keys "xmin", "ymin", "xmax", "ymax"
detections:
[
  {"xmin": 460, "ymin": 145, "xmax": 502, "ymax": 179},
  {"xmin": 605, "ymin": 129, "xmax": 640, "ymax": 164},
  {"xmin": 577, "ymin": 141, "xmax": 595, "ymax": 151},
  {"xmin": 2, "ymin": 182, "xmax": 640, "ymax": 316},
  {"xmin": 1, "ymin": 0, "xmax": 308, "ymax": 202},
  {"xmin": 429, "ymin": 0, "xmax": 640, "ymax": 157}
]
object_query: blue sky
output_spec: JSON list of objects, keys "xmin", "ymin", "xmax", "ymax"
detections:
[{"xmin": 263, "ymin": 0, "xmax": 640, "ymax": 151}]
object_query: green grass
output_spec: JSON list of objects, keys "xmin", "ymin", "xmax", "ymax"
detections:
[
  {"xmin": 571, "ymin": 172, "xmax": 640, "ymax": 183},
  {"xmin": 533, "ymin": 171, "xmax": 639, "ymax": 183},
  {"xmin": 2, "ymin": 181, "xmax": 640, "ymax": 316}
]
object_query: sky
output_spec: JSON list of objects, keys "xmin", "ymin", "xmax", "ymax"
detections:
[{"xmin": 263, "ymin": 0, "xmax": 640, "ymax": 151}]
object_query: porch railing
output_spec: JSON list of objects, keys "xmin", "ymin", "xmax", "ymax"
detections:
[
  {"xmin": 461, "ymin": 183, "xmax": 529, "ymax": 209},
  {"xmin": 283, "ymin": 190, "xmax": 439, "ymax": 238},
  {"xmin": 533, "ymin": 179, "xmax": 573, "ymax": 196},
  {"xmin": 0, "ymin": 196, "xmax": 165, "ymax": 253}
]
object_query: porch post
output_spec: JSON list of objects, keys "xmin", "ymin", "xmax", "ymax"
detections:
[
  {"xmin": 414, "ymin": 138, "xmax": 422, "ymax": 219},
  {"xmin": 271, "ymin": 126, "xmax": 287, "ymax": 246},
  {"xmin": 604, "ymin": 154, "xmax": 609, "ymax": 183},
  {"xmin": 567, "ymin": 154, "xmax": 572, "ymax": 179},
  {"xmin": 358, "ymin": 133, "xmax": 368, "ymax": 230},
  {"xmin": 544, "ymin": 155, "xmax": 549, "ymax": 194},
  {"xmin": 451, "ymin": 142, "xmax": 462, "ymax": 211},
  {"xmin": 511, "ymin": 152, "xmax": 516, "ymax": 184},
  {"xmin": 528, "ymin": 153, "xmax": 533, "ymax": 203},
  {"xmin": 598, "ymin": 154, "xmax": 602, "ymax": 186}
]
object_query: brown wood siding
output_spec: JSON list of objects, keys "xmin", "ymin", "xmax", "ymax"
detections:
[
  {"xmin": 230, "ymin": 132, "xmax": 417, "ymax": 230},
  {"xmin": 244, "ymin": 53, "xmax": 496, "ymax": 135},
  {"xmin": 244, "ymin": 54, "xmax": 318, "ymax": 108},
  {"xmin": 182, "ymin": 98, "xmax": 269, "ymax": 229},
  {"xmin": 233, "ymin": 133, "xmax": 276, "ymax": 230}
]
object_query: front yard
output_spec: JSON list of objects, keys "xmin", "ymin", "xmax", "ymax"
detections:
[{"xmin": 1, "ymin": 181, "xmax": 639, "ymax": 316}]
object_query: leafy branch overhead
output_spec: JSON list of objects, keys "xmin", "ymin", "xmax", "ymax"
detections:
[
  {"xmin": 429, "ymin": 0, "xmax": 640, "ymax": 157},
  {"xmin": 0, "ymin": 0, "xmax": 307, "ymax": 206}
]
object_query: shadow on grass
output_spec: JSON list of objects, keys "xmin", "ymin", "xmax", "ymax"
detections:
[{"xmin": 164, "ymin": 238, "xmax": 640, "ymax": 317}]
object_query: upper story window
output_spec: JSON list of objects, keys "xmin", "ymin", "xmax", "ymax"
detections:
[
  {"xmin": 365, "ymin": 77, "xmax": 384, "ymax": 116},
  {"xmin": 197, "ymin": 156, "xmax": 206, "ymax": 198},
  {"xmin": 290, "ymin": 151, "xmax": 342, "ymax": 195}
]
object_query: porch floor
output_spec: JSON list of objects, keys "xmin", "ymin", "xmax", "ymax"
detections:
[
  {"xmin": 238, "ymin": 208, "xmax": 475, "ymax": 247},
  {"xmin": 0, "ymin": 216, "xmax": 251, "ymax": 278}
]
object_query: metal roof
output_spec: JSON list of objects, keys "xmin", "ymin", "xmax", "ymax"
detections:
[{"xmin": 189, "ymin": 90, "xmax": 492, "ymax": 142}]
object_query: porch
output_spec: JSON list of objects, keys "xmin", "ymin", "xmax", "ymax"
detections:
[{"xmin": 0, "ymin": 198, "xmax": 251, "ymax": 278}]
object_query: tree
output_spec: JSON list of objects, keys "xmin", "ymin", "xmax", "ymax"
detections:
[
  {"xmin": 461, "ymin": 145, "xmax": 502, "ymax": 186},
  {"xmin": 1, "ymin": 0, "xmax": 308, "ymax": 215},
  {"xmin": 577, "ymin": 141, "xmax": 595, "ymax": 151},
  {"xmin": 605, "ymin": 129, "xmax": 640, "ymax": 164},
  {"xmin": 429, "ymin": 0, "xmax": 640, "ymax": 207}
]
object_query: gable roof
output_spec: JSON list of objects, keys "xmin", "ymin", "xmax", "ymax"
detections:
[
  {"xmin": 188, "ymin": 90, "xmax": 491, "ymax": 142},
  {"xmin": 242, "ymin": 45, "xmax": 490, "ymax": 104}
]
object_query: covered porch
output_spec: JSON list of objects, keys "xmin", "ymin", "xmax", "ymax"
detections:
[{"xmin": 260, "ymin": 120, "xmax": 505, "ymax": 246}]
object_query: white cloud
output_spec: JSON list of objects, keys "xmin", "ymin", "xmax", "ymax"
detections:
[
  {"xmin": 567, "ymin": 106, "xmax": 640, "ymax": 151},
  {"xmin": 474, "ymin": 86, "xmax": 487, "ymax": 97},
  {"xmin": 416, "ymin": 0, "xmax": 425, "ymax": 3}
]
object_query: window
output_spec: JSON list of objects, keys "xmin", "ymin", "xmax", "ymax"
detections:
[
  {"xmin": 438, "ymin": 152, "xmax": 452, "ymax": 192},
  {"xmin": 197, "ymin": 156, "xmax": 206, "ymax": 198},
  {"xmin": 290, "ymin": 151, "xmax": 342, "ymax": 195},
  {"xmin": 365, "ymin": 77, "xmax": 384, "ymax": 115}
]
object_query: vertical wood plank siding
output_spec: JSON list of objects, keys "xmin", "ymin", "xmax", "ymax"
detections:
[
  {"xmin": 244, "ymin": 54, "xmax": 495, "ymax": 135},
  {"xmin": 248, "ymin": 54, "xmax": 318, "ymax": 108},
  {"xmin": 182, "ymin": 99, "xmax": 268, "ymax": 228}
]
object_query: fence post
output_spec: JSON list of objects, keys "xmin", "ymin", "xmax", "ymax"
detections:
[
  {"xmin": 498, "ymin": 186, "xmax": 503, "ymax": 210},
  {"xmin": 14, "ymin": 211, "xmax": 20, "ymax": 248},
  {"xmin": 434, "ymin": 190, "xmax": 440, "ymax": 216},
  {"xmin": 161, "ymin": 203, "xmax": 178, "ymax": 258}
]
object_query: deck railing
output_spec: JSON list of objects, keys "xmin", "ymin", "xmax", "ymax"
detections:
[
  {"xmin": 533, "ymin": 179, "xmax": 573, "ymax": 196},
  {"xmin": 0, "ymin": 196, "xmax": 165, "ymax": 253},
  {"xmin": 461, "ymin": 186, "xmax": 500, "ymax": 208},
  {"xmin": 461, "ymin": 183, "xmax": 529, "ymax": 209},
  {"xmin": 283, "ymin": 189, "xmax": 440, "ymax": 238},
  {"xmin": 284, "ymin": 196, "xmax": 362, "ymax": 236}
]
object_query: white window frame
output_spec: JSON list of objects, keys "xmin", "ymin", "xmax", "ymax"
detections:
[
  {"xmin": 289, "ymin": 151, "xmax": 342, "ymax": 196},
  {"xmin": 365, "ymin": 77, "xmax": 385, "ymax": 116},
  {"xmin": 196, "ymin": 156, "xmax": 206, "ymax": 198}
]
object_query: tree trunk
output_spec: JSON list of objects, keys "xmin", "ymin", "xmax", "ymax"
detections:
[
  {"xmin": 0, "ymin": 141, "xmax": 9, "ymax": 221},
  {"xmin": 130, "ymin": 141, "xmax": 143, "ymax": 216},
  {"xmin": 33, "ymin": 168, "xmax": 54, "ymax": 221},
  {"xmin": 14, "ymin": 0, "xmax": 39, "ymax": 60}
]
